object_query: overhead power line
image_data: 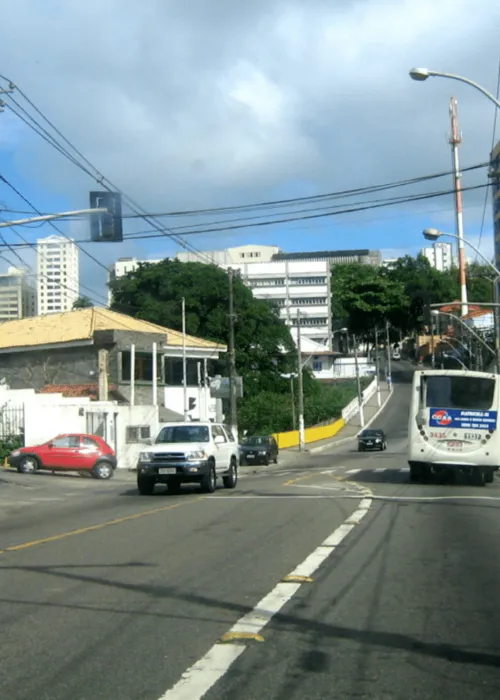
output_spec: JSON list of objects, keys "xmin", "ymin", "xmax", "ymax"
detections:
[{"xmin": 0, "ymin": 75, "xmax": 214, "ymax": 265}]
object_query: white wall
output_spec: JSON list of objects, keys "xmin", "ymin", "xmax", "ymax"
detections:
[
  {"xmin": 0, "ymin": 386, "xmax": 160, "ymax": 471},
  {"xmin": 164, "ymin": 386, "xmax": 216, "ymax": 421}
]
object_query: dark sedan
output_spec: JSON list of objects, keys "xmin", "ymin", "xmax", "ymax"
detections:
[
  {"xmin": 358, "ymin": 428, "xmax": 387, "ymax": 452},
  {"xmin": 239, "ymin": 435, "xmax": 278, "ymax": 466}
]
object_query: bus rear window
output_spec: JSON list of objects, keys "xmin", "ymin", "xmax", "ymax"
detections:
[{"xmin": 424, "ymin": 375, "xmax": 495, "ymax": 411}]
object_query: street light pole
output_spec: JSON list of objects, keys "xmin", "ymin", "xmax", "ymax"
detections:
[
  {"xmin": 352, "ymin": 334, "xmax": 365, "ymax": 428},
  {"xmin": 409, "ymin": 68, "xmax": 500, "ymax": 110},
  {"xmin": 385, "ymin": 319, "xmax": 393, "ymax": 392},
  {"xmin": 228, "ymin": 268, "xmax": 238, "ymax": 442},
  {"xmin": 296, "ymin": 309, "xmax": 306, "ymax": 451},
  {"xmin": 374, "ymin": 326, "xmax": 381, "ymax": 407},
  {"xmin": 494, "ymin": 276, "xmax": 500, "ymax": 374},
  {"xmin": 0, "ymin": 208, "xmax": 108, "ymax": 229}
]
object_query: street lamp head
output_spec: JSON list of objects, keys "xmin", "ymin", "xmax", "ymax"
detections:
[
  {"xmin": 423, "ymin": 227, "xmax": 441, "ymax": 241},
  {"xmin": 409, "ymin": 67, "xmax": 431, "ymax": 81},
  {"xmin": 431, "ymin": 310, "xmax": 440, "ymax": 317}
]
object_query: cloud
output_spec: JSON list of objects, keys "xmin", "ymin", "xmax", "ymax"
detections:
[{"xmin": 0, "ymin": 0, "xmax": 499, "ymax": 255}]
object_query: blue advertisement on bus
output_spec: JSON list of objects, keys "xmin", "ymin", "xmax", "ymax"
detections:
[{"xmin": 429, "ymin": 408, "xmax": 498, "ymax": 430}]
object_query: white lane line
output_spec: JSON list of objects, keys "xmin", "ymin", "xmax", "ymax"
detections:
[
  {"xmin": 159, "ymin": 490, "xmax": 373, "ymax": 700},
  {"xmin": 345, "ymin": 468, "xmax": 361, "ymax": 475},
  {"xmin": 321, "ymin": 468, "xmax": 341, "ymax": 474},
  {"xmin": 373, "ymin": 468, "xmax": 386, "ymax": 473},
  {"xmin": 159, "ymin": 644, "xmax": 246, "ymax": 700},
  {"xmin": 229, "ymin": 582, "xmax": 301, "ymax": 636}
]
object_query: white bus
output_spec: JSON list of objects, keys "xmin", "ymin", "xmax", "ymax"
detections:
[{"xmin": 408, "ymin": 369, "xmax": 499, "ymax": 486}]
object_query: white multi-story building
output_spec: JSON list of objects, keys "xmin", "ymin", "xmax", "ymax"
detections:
[
  {"xmin": 0, "ymin": 267, "xmax": 36, "ymax": 322},
  {"xmin": 421, "ymin": 242, "xmax": 454, "ymax": 272},
  {"xmin": 220, "ymin": 259, "xmax": 333, "ymax": 347},
  {"xmin": 177, "ymin": 244, "xmax": 280, "ymax": 265},
  {"xmin": 36, "ymin": 235, "xmax": 79, "ymax": 315},
  {"xmin": 107, "ymin": 256, "xmax": 165, "ymax": 304}
]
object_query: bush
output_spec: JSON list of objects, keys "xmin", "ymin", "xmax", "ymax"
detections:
[
  {"xmin": 0, "ymin": 435, "xmax": 23, "ymax": 462},
  {"xmin": 238, "ymin": 378, "xmax": 373, "ymax": 435}
]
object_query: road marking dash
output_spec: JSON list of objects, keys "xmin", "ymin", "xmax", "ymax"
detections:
[{"xmin": 158, "ymin": 490, "xmax": 373, "ymax": 699}]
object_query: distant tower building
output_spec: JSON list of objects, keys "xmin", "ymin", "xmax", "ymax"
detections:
[{"xmin": 36, "ymin": 235, "xmax": 79, "ymax": 315}]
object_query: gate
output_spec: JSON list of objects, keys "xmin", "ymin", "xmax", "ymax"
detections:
[{"xmin": 0, "ymin": 403, "xmax": 25, "ymax": 444}]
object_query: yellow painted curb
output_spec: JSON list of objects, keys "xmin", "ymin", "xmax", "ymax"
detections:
[
  {"xmin": 281, "ymin": 575, "xmax": 313, "ymax": 583},
  {"xmin": 219, "ymin": 632, "xmax": 265, "ymax": 643}
]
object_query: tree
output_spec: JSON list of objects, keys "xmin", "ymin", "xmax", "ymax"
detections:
[
  {"xmin": 387, "ymin": 255, "xmax": 460, "ymax": 332},
  {"xmin": 110, "ymin": 259, "xmax": 296, "ymax": 398},
  {"xmin": 72, "ymin": 296, "xmax": 94, "ymax": 309},
  {"xmin": 467, "ymin": 263, "xmax": 494, "ymax": 304},
  {"xmin": 331, "ymin": 263, "xmax": 408, "ymax": 334}
]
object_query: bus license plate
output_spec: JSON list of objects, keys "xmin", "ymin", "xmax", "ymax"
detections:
[
  {"xmin": 447, "ymin": 441, "xmax": 462, "ymax": 450},
  {"xmin": 159, "ymin": 468, "xmax": 177, "ymax": 475}
]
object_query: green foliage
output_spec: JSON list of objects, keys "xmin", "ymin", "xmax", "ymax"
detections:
[
  {"xmin": 110, "ymin": 259, "xmax": 296, "ymax": 399},
  {"xmin": 238, "ymin": 379, "xmax": 368, "ymax": 435},
  {"xmin": 467, "ymin": 263, "xmax": 494, "ymax": 303},
  {"xmin": 331, "ymin": 255, "xmax": 495, "ymax": 335},
  {"xmin": 0, "ymin": 435, "xmax": 23, "ymax": 461},
  {"xmin": 331, "ymin": 263, "xmax": 408, "ymax": 333},
  {"xmin": 73, "ymin": 296, "xmax": 94, "ymax": 309},
  {"xmin": 110, "ymin": 259, "xmax": 367, "ymax": 434}
]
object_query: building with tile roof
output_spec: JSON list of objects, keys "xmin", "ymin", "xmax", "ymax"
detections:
[{"xmin": 0, "ymin": 307, "xmax": 226, "ymax": 415}]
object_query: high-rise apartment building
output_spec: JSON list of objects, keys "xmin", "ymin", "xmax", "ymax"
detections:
[
  {"xmin": 421, "ymin": 242, "xmax": 454, "ymax": 272},
  {"xmin": 36, "ymin": 235, "xmax": 79, "ymax": 315},
  {"xmin": 0, "ymin": 267, "xmax": 36, "ymax": 322}
]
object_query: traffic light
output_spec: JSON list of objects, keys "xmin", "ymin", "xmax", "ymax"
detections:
[
  {"xmin": 89, "ymin": 191, "xmax": 123, "ymax": 242},
  {"xmin": 188, "ymin": 397, "xmax": 196, "ymax": 410}
]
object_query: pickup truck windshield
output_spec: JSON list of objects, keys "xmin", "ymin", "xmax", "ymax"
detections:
[{"xmin": 156, "ymin": 425, "xmax": 210, "ymax": 443}]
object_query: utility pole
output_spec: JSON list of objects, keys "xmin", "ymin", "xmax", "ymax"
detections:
[
  {"xmin": 374, "ymin": 326, "xmax": 381, "ymax": 407},
  {"xmin": 430, "ymin": 312, "xmax": 436, "ymax": 368},
  {"xmin": 296, "ymin": 309, "xmax": 306, "ymax": 451},
  {"xmin": 385, "ymin": 319, "xmax": 393, "ymax": 392},
  {"xmin": 450, "ymin": 97, "xmax": 468, "ymax": 317},
  {"xmin": 228, "ymin": 268, "xmax": 238, "ymax": 442},
  {"xmin": 182, "ymin": 297, "xmax": 188, "ymax": 421},
  {"xmin": 352, "ymin": 334, "xmax": 365, "ymax": 427},
  {"xmin": 290, "ymin": 377, "xmax": 297, "ymax": 430}
]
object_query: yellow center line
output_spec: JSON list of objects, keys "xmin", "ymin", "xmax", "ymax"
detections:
[{"xmin": 0, "ymin": 496, "xmax": 206, "ymax": 555}]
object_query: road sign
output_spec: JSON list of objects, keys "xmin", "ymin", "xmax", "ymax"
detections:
[
  {"xmin": 210, "ymin": 377, "xmax": 243, "ymax": 399},
  {"xmin": 89, "ymin": 191, "xmax": 123, "ymax": 242}
]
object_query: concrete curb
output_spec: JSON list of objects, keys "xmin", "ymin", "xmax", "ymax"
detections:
[{"xmin": 309, "ymin": 390, "xmax": 393, "ymax": 454}]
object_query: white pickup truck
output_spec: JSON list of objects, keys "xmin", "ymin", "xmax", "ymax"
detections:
[{"xmin": 136, "ymin": 422, "xmax": 238, "ymax": 495}]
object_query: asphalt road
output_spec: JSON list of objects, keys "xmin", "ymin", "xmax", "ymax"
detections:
[{"xmin": 2, "ymin": 361, "xmax": 500, "ymax": 699}]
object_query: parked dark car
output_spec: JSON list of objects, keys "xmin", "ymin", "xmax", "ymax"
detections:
[
  {"xmin": 239, "ymin": 435, "xmax": 278, "ymax": 465},
  {"xmin": 358, "ymin": 428, "xmax": 387, "ymax": 452}
]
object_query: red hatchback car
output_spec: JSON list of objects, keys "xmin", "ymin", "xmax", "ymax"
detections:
[{"xmin": 8, "ymin": 433, "xmax": 117, "ymax": 480}]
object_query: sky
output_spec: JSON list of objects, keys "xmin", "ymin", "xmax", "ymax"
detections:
[{"xmin": 0, "ymin": 0, "xmax": 499, "ymax": 305}]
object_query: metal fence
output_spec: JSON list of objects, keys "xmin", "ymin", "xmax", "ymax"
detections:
[{"xmin": 0, "ymin": 403, "xmax": 25, "ymax": 443}]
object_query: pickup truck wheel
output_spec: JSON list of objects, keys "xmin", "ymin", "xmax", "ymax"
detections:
[
  {"xmin": 201, "ymin": 463, "xmax": 216, "ymax": 493},
  {"xmin": 223, "ymin": 460, "xmax": 237, "ymax": 489},
  {"xmin": 18, "ymin": 456, "xmax": 39, "ymax": 474},
  {"xmin": 92, "ymin": 461, "xmax": 114, "ymax": 480},
  {"xmin": 137, "ymin": 474, "xmax": 156, "ymax": 495}
]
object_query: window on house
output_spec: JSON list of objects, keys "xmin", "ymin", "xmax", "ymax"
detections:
[
  {"xmin": 164, "ymin": 357, "xmax": 201, "ymax": 386},
  {"xmin": 312, "ymin": 360, "xmax": 323, "ymax": 372},
  {"xmin": 126, "ymin": 425, "xmax": 151, "ymax": 443},
  {"xmin": 121, "ymin": 351, "xmax": 162, "ymax": 382}
]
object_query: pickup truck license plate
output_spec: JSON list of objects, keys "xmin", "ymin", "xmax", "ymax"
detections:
[{"xmin": 159, "ymin": 467, "xmax": 177, "ymax": 475}]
